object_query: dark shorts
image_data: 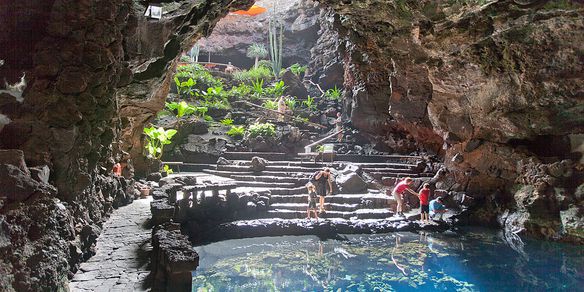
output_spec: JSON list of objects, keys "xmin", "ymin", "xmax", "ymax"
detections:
[
  {"xmin": 308, "ymin": 200, "xmax": 317, "ymax": 209},
  {"xmin": 420, "ymin": 204, "xmax": 429, "ymax": 213}
]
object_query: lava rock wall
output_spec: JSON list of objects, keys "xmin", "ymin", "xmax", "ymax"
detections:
[
  {"xmin": 0, "ymin": 0, "xmax": 254, "ymax": 290},
  {"xmin": 317, "ymin": 0, "xmax": 583, "ymax": 241}
]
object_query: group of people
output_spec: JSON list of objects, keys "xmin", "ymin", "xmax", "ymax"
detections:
[
  {"xmin": 390, "ymin": 177, "xmax": 447, "ymax": 222},
  {"xmin": 303, "ymin": 169, "xmax": 447, "ymax": 222}
]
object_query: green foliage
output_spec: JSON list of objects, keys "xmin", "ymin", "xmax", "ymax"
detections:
[
  {"xmin": 174, "ymin": 77, "xmax": 196, "ymax": 97},
  {"xmin": 289, "ymin": 63, "xmax": 308, "ymax": 76},
  {"xmin": 143, "ymin": 126, "xmax": 177, "ymax": 159},
  {"xmin": 316, "ymin": 145, "xmax": 324, "ymax": 153},
  {"xmin": 228, "ymin": 83, "xmax": 252, "ymax": 98},
  {"xmin": 285, "ymin": 96, "xmax": 297, "ymax": 110},
  {"xmin": 246, "ymin": 43, "xmax": 269, "ymax": 69},
  {"xmin": 233, "ymin": 66, "xmax": 272, "ymax": 83},
  {"xmin": 325, "ymin": 86, "xmax": 342, "ymax": 101},
  {"xmin": 162, "ymin": 164, "xmax": 174, "ymax": 175},
  {"xmin": 262, "ymin": 99, "xmax": 278, "ymax": 110},
  {"xmin": 302, "ymin": 95, "xmax": 316, "ymax": 111},
  {"xmin": 180, "ymin": 55, "xmax": 191, "ymax": 63},
  {"xmin": 197, "ymin": 85, "xmax": 228, "ymax": 101},
  {"xmin": 257, "ymin": 60, "xmax": 273, "ymax": 69},
  {"xmin": 226, "ymin": 125, "xmax": 245, "ymax": 138},
  {"xmin": 220, "ymin": 118, "xmax": 234, "ymax": 126},
  {"xmin": 264, "ymin": 80, "xmax": 286, "ymax": 97},
  {"xmin": 194, "ymin": 106, "xmax": 208, "ymax": 117},
  {"xmin": 251, "ymin": 79, "xmax": 265, "ymax": 99},
  {"xmin": 166, "ymin": 101, "xmax": 197, "ymax": 118},
  {"xmin": 200, "ymin": 99, "xmax": 230, "ymax": 110},
  {"xmin": 248, "ymin": 122, "xmax": 276, "ymax": 138},
  {"xmin": 175, "ymin": 64, "xmax": 222, "ymax": 90},
  {"xmin": 204, "ymin": 115, "xmax": 214, "ymax": 122}
]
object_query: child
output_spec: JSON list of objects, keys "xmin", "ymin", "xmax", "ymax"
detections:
[
  {"xmin": 418, "ymin": 183, "xmax": 430, "ymax": 223},
  {"xmin": 430, "ymin": 197, "xmax": 447, "ymax": 221},
  {"xmin": 306, "ymin": 183, "xmax": 319, "ymax": 220}
]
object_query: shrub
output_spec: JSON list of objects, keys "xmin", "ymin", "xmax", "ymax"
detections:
[
  {"xmin": 226, "ymin": 125, "xmax": 245, "ymax": 138},
  {"xmin": 174, "ymin": 77, "xmax": 196, "ymax": 97},
  {"xmin": 179, "ymin": 55, "xmax": 191, "ymax": 63},
  {"xmin": 175, "ymin": 64, "xmax": 222, "ymax": 89},
  {"xmin": 166, "ymin": 101, "xmax": 197, "ymax": 118},
  {"xmin": 262, "ymin": 99, "xmax": 278, "ymax": 110},
  {"xmin": 325, "ymin": 86, "xmax": 342, "ymax": 101},
  {"xmin": 228, "ymin": 83, "xmax": 252, "ymax": 98},
  {"xmin": 233, "ymin": 66, "xmax": 272, "ymax": 83},
  {"xmin": 220, "ymin": 118, "xmax": 234, "ymax": 126},
  {"xmin": 257, "ymin": 60, "xmax": 272, "ymax": 69},
  {"xmin": 248, "ymin": 122, "xmax": 276, "ymax": 138},
  {"xmin": 302, "ymin": 95, "xmax": 316, "ymax": 111},
  {"xmin": 289, "ymin": 63, "xmax": 308, "ymax": 76},
  {"xmin": 285, "ymin": 96, "xmax": 297, "ymax": 110},
  {"xmin": 144, "ymin": 126, "xmax": 177, "ymax": 159},
  {"xmin": 264, "ymin": 80, "xmax": 286, "ymax": 97}
]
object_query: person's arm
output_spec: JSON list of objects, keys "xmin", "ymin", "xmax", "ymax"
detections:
[
  {"xmin": 315, "ymin": 172, "xmax": 322, "ymax": 180},
  {"xmin": 328, "ymin": 176, "xmax": 333, "ymax": 194},
  {"xmin": 406, "ymin": 188, "xmax": 418, "ymax": 195}
]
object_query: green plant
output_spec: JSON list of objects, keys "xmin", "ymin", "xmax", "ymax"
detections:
[
  {"xmin": 194, "ymin": 106, "xmax": 208, "ymax": 117},
  {"xmin": 143, "ymin": 126, "xmax": 177, "ymax": 159},
  {"xmin": 233, "ymin": 66, "xmax": 272, "ymax": 83},
  {"xmin": 289, "ymin": 63, "xmax": 308, "ymax": 76},
  {"xmin": 204, "ymin": 115, "xmax": 213, "ymax": 122},
  {"xmin": 262, "ymin": 99, "xmax": 278, "ymax": 110},
  {"xmin": 316, "ymin": 145, "xmax": 324, "ymax": 153},
  {"xmin": 175, "ymin": 64, "xmax": 222, "ymax": 89},
  {"xmin": 197, "ymin": 85, "xmax": 227, "ymax": 101},
  {"xmin": 180, "ymin": 55, "xmax": 191, "ymax": 63},
  {"xmin": 228, "ymin": 83, "xmax": 252, "ymax": 98},
  {"xmin": 248, "ymin": 122, "xmax": 276, "ymax": 138},
  {"xmin": 174, "ymin": 77, "xmax": 196, "ymax": 97},
  {"xmin": 226, "ymin": 125, "xmax": 245, "ymax": 138},
  {"xmin": 302, "ymin": 95, "xmax": 316, "ymax": 111},
  {"xmin": 325, "ymin": 86, "xmax": 342, "ymax": 101},
  {"xmin": 220, "ymin": 118, "xmax": 234, "ymax": 126},
  {"xmin": 268, "ymin": 4, "xmax": 284, "ymax": 78},
  {"xmin": 246, "ymin": 43, "xmax": 269, "ymax": 69},
  {"xmin": 201, "ymin": 99, "xmax": 230, "ymax": 110},
  {"xmin": 166, "ymin": 101, "xmax": 197, "ymax": 118},
  {"xmin": 257, "ymin": 60, "xmax": 272, "ymax": 69},
  {"xmin": 162, "ymin": 164, "xmax": 174, "ymax": 175},
  {"xmin": 264, "ymin": 80, "xmax": 286, "ymax": 97},
  {"xmin": 251, "ymin": 79, "xmax": 265, "ymax": 99},
  {"xmin": 285, "ymin": 96, "xmax": 297, "ymax": 110}
]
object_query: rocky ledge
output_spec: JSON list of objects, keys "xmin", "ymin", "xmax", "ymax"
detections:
[{"xmin": 193, "ymin": 217, "xmax": 450, "ymax": 244}]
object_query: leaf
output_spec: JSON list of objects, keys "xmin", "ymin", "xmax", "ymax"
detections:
[{"xmin": 166, "ymin": 129, "xmax": 178, "ymax": 139}]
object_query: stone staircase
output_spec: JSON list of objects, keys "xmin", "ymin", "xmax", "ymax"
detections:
[{"xmin": 172, "ymin": 151, "xmax": 438, "ymax": 220}]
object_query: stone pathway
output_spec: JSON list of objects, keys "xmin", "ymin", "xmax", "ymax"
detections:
[{"xmin": 69, "ymin": 197, "xmax": 153, "ymax": 292}]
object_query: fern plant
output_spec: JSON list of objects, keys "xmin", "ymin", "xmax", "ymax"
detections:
[{"xmin": 226, "ymin": 125, "xmax": 245, "ymax": 139}]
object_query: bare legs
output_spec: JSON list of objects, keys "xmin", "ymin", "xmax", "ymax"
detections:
[{"xmin": 319, "ymin": 196, "xmax": 325, "ymax": 213}]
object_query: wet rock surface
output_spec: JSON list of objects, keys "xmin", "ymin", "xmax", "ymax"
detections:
[{"xmin": 200, "ymin": 218, "xmax": 449, "ymax": 243}]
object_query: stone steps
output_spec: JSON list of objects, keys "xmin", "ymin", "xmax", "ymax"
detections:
[
  {"xmin": 269, "ymin": 193, "xmax": 394, "ymax": 206},
  {"xmin": 228, "ymin": 160, "xmax": 416, "ymax": 169},
  {"xmin": 230, "ymin": 175, "xmax": 305, "ymax": 185},
  {"xmin": 270, "ymin": 202, "xmax": 361, "ymax": 212},
  {"xmin": 233, "ymin": 181, "xmax": 298, "ymax": 188},
  {"xmin": 266, "ymin": 208, "xmax": 393, "ymax": 219}
]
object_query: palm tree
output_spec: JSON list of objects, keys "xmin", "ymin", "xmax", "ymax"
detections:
[{"xmin": 246, "ymin": 43, "xmax": 268, "ymax": 69}]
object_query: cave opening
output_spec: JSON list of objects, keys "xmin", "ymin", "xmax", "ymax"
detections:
[{"xmin": 508, "ymin": 135, "xmax": 578, "ymax": 161}]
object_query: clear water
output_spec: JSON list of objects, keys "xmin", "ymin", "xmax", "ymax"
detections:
[{"xmin": 192, "ymin": 228, "xmax": 583, "ymax": 291}]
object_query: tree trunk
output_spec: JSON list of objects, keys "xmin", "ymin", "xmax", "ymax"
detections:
[{"xmin": 254, "ymin": 56, "xmax": 259, "ymax": 69}]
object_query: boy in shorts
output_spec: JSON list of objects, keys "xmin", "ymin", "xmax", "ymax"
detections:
[{"xmin": 306, "ymin": 183, "xmax": 319, "ymax": 220}]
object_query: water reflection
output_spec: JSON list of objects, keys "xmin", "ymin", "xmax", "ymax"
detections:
[{"xmin": 192, "ymin": 228, "xmax": 583, "ymax": 291}]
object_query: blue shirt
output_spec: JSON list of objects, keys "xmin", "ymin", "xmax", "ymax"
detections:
[{"xmin": 429, "ymin": 199, "xmax": 445, "ymax": 212}]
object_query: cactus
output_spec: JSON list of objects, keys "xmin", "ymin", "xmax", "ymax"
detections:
[{"xmin": 268, "ymin": 1, "xmax": 284, "ymax": 78}]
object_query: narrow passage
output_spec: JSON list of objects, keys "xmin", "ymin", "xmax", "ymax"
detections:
[{"xmin": 69, "ymin": 198, "xmax": 153, "ymax": 292}]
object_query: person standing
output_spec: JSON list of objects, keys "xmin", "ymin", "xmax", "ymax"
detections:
[
  {"xmin": 312, "ymin": 168, "xmax": 334, "ymax": 214},
  {"xmin": 418, "ymin": 183, "xmax": 431, "ymax": 223},
  {"xmin": 388, "ymin": 177, "xmax": 417, "ymax": 217},
  {"xmin": 335, "ymin": 112, "xmax": 343, "ymax": 142},
  {"xmin": 306, "ymin": 183, "xmax": 319, "ymax": 220},
  {"xmin": 277, "ymin": 96, "xmax": 287, "ymax": 122}
]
